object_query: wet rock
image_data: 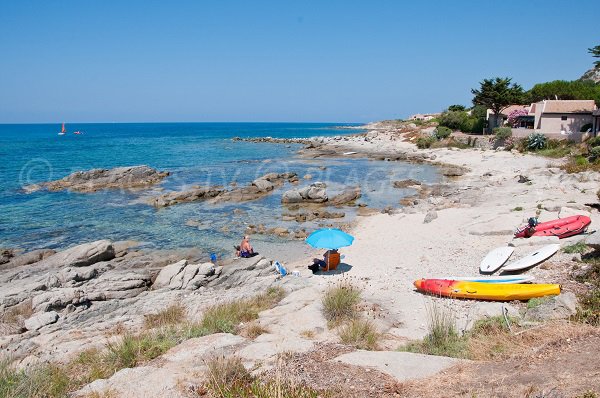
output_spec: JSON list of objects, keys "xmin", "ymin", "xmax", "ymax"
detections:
[
  {"xmin": 0, "ymin": 249, "xmax": 17, "ymax": 265},
  {"xmin": 214, "ymin": 173, "xmax": 297, "ymax": 203},
  {"xmin": 303, "ymin": 174, "xmax": 312, "ymax": 180},
  {"xmin": 148, "ymin": 186, "xmax": 224, "ymax": 207},
  {"xmin": 330, "ymin": 187, "xmax": 361, "ymax": 206},
  {"xmin": 393, "ymin": 179, "xmax": 422, "ymax": 189},
  {"xmin": 24, "ymin": 311, "xmax": 59, "ymax": 331},
  {"xmin": 42, "ymin": 240, "xmax": 115, "ymax": 268},
  {"xmin": 26, "ymin": 165, "xmax": 169, "ymax": 193},
  {"xmin": 282, "ymin": 210, "xmax": 345, "ymax": 222}
]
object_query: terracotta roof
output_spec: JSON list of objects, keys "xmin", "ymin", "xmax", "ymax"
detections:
[{"xmin": 541, "ymin": 100, "xmax": 596, "ymax": 114}]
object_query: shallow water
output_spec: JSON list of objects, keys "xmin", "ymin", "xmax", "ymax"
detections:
[{"xmin": 0, "ymin": 123, "xmax": 439, "ymax": 257}]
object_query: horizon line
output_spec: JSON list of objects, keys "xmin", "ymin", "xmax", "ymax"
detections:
[{"xmin": 0, "ymin": 120, "xmax": 368, "ymax": 125}]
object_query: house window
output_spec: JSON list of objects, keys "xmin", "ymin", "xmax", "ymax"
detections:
[{"xmin": 561, "ymin": 116, "xmax": 567, "ymax": 121}]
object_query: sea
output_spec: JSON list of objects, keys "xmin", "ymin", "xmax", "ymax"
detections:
[{"xmin": 0, "ymin": 123, "xmax": 440, "ymax": 259}]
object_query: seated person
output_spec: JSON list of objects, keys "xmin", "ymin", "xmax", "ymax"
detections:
[
  {"xmin": 309, "ymin": 249, "xmax": 339, "ymax": 272},
  {"xmin": 239, "ymin": 235, "xmax": 257, "ymax": 258}
]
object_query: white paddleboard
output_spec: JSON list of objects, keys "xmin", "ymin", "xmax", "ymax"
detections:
[
  {"xmin": 438, "ymin": 275, "xmax": 535, "ymax": 284},
  {"xmin": 502, "ymin": 244, "xmax": 560, "ymax": 272},
  {"xmin": 479, "ymin": 246, "xmax": 514, "ymax": 274}
]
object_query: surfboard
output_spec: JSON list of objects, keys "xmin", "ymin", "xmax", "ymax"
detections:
[
  {"xmin": 501, "ymin": 244, "xmax": 560, "ymax": 272},
  {"xmin": 479, "ymin": 246, "xmax": 514, "ymax": 274},
  {"xmin": 438, "ymin": 275, "xmax": 534, "ymax": 284}
]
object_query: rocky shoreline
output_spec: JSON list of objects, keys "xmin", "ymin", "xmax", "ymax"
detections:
[{"xmin": 3, "ymin": 123, "xmax": 600, "ymax": 396}]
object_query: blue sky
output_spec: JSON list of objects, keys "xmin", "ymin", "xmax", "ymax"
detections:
[{"xmin": 0, "ymin": 0, "xmax": 598, "ymax": 123}]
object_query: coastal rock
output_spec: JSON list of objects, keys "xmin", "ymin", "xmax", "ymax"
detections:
[
  {"xmin": 524, "ymin": 293, "xmax": 577, "ymax": 321},
  {"xmin": 42, "ymin": 240, "xmax": 115, "ymax": 268},
  {"xmin": 213, "ymin": 173, "xmax": 298, "ymax": 203},
  {"xmin": 24, "ymin": 311, "xmax": 59, "ymax": 331},
  {"xmin": 282, "ymin": 210, "xmax": 345, "ymax": 222},
  {"xmin": 423, "ymin": 210, "xmax": 438, "ymax": 224},
  {"xmin": 7, "ymin": 249, "xmax": 56, "ymax": 268},
  {"xmin": 153, "ymin": 260, "xmax": 187, "ymax": 289},
  {"xmin": 330, "ymin": 187, "xmax": 361, "ymax": 206},
  {"xmin": 558, "ymin": 206, "xmax": 591, "ymax": 219},
  {"xmin": 585, "ymin": 231, "xmax": 600, "ymax": 250},
  {"xmin": 281, "ymin": 182, "xmax": 328, "ymax": 204},
  {"xmin": 26, "ymin": 165, "xmax": 169, "ymax": 193},
  {"xmin": 393, "ymin": 179, "xmax": 422, "ymax": 189},
  {"xmin": 32, "ymin": 288, "xmax": 80, "ymax": 312},
  {"xmin": 148, "ymin": 187, "xmax": 224, "ymax": 207},
  {"xmin": 0, "ymin": 249, "xmax": 16, "ymax": 265},
  {"xmin": 85, "ymin": 270, "xmax": 151, "ymax": 300},
  {"xmin": 440, "ymin": 165, "xmax": 468, "ymax": 177}
]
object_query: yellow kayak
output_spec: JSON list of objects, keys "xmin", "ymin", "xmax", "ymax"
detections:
[{"xmin": 414, "ymin": 279, "xmax": 561, "ymax": 301}]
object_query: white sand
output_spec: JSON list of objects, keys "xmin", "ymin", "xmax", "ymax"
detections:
[{"xmin": 286, "ymin": 130, "xmax": 600, "ymax": 341}]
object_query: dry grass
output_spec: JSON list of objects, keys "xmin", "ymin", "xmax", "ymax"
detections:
[
  {"xmin": 200, "ymin": 286, "xmax": 285, "ymax": 334},
  {"xmin": 199, "ymin": 355, "xmax": 326, "ymax": 398},
  {"xmin": 144, "ymin": 303, "xmax": 187, "ymax": 329},
  {"xmin": 240, "ymin": 322, "xmax": 269, "ymax": 339},
  {"xmin": 338, "ymin": 319, "xmax": 379, "ymax": 350},
  {"xmin": 0, "ymin": 300, "xmax": 33, "ymax": 330},
  {"xmin": 300, "ymin": 329, "xmax": 316, "ymax": 339},
  {"xmin": 321, "ymin": 280, "xmax": 361, "ymax": 325}
]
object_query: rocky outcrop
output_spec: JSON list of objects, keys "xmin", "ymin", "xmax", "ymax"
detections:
[
  {"xmin": 42, "ymin": 240, "xmax": 115, "ymax": 268},
  {"xmin": 213, "ymin": 172, "xmax": 298, "ymax": 203},
  {"xmin": 281, "ymin": 182, "xmax": 328, "ymax": 204},
  {"xmin": 282, "ymin": 210, "xmax": 345, "ymax": 222},
  {"xmin": 440, "ymin": 165, "xmax": 468, "ymax": 177},
  {"xmin": 148, "ymin": 186, "xmax": 224, "ymax": 208},
  {"xmin": 393, "ymin": 179, "xmax": 422, "ymax": 189},
  {"xmin": 25, "ymin": 165, "xmax": 169, "ymax": 193},
  {"xmin": 24, "ymin": 311, "xmax": 59, "ymax": 331},
  {"xmin": 5, "ymin": 249, "xmax": 56, "ymax": 268},
  {"xmin": 0, "ymin": 249, "xmax": 17, "ymax": 265},
  {"xmin": 580, "ymin": 66, "xmax": 600, "ymax": 83},
  {"xmin": 330, "ymin": 187, "xmax": 361, "ymax": 206},
  {"xmin": 232, "ymin": 137, "xmax": 313, "ymax": 145},
  {"xmin": 152, "ymin": 260, "xmax": 218, "ymax": 290},
  {"xmin": 524, "ymin": 293, "xmax": 578, "ymax": 321}
]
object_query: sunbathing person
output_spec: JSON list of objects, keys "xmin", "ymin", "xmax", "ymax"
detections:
[{"xmin": 239, "ymin": 235, "xmax": 257, "ymax": 258}]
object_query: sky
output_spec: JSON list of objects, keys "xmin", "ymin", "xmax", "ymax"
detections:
[{"xmin": 0, "ymin": 0, "xmax": 598, "ymax": 123}]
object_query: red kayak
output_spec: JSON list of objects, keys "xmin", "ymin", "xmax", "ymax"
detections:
[{"xmin": 514, "ymin": 215, "xmax": 591, "ymax": 239}]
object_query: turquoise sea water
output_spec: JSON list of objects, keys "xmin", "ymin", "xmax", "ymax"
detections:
[{"xmin": 0, "ymin": 123, "xmax": 439, "ymax": 256}]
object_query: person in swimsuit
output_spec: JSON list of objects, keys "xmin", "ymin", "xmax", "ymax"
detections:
[{"xmin": 239, "ymin": 235, "xmax": 256, "ymax": 258}]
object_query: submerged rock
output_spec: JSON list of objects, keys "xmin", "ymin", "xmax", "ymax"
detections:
[
  {"xmin": 26, "ymin": 165, "xmax": 169, "ymax": 193},
  {"xmin": 148, "ymin": 186, "xmax": 224, "ymax": 207},
  {"xmin": 330, "ymin": 187, "xmax": 361, "ymax": 206},
  {"xmin": 393, "ymin": 179, "xmax": 422, "ymax": 189}
]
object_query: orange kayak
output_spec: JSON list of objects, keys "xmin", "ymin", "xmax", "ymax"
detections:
[{"xmin": 414, "ymin": 278, "xmax": 560, "ymax": 301}]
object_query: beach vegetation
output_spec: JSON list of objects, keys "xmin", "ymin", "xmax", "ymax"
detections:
[
  {"xmin": 240, "ymin": 322, "xmax": 269, "ymax": 339},
  {"xmin": 198, "ymin": 355, "xmax": 327, "ymax": 398},
  {"xmin": 200, "ymin": 286, "xmax": 285, "ymax": 334},
  {"xmin": 338, "ymin": 319, "xmax": 379, "ymax": 350},
  {"xmin": 511, "ymin": 206, "xmax": 523, "ymax": 211},
  {"xmin": 144, "ymin": 303, "xmax": 187, "ymax": 329},
  {"xmin": 416, "ymin": 136, "xmax": 436, "ymax": 149},
  {"xmin": 527, "ymin": 297, "xmax": 551, "ymax": 309},
  {"xmin": 471, "ymin": 77, "xmax": 525, "ymax": 121},
  {"xmin": 434, "ymin": 126, "xmax": 452, "ymax": 140},
  {"xmin": 322, "ymin": 280, "xmax": 361, "ymax": 325},
  {"xmin": 527, "ymin": 79, "xmax": 600, "ymax": 106},
  {"xmin": 438, "ymin": 107, "xmax": 485, "ymax": 135},
  {"xmin": 563, "ymin": 242, "xmax": 589, "ymax": 254},
  {"xmin": 526, "ymin": 132, "xmax": 547, "ymax": 150},
  {"xmin": 572, "ymin": 254, "xmax": 600, "ymax": 326},
  {"xmin": 493, "ymin": 127, "xmax": 512, "ymax": 140}
]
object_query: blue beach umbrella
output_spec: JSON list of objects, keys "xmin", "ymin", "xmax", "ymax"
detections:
[{"xmin": 305, "ymin": 228, "xmax": 354, "ymax": 249}]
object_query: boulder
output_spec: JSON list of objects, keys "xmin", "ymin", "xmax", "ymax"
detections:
[
  {"xmin": 150, "ymin": 187, "xmax": 224, "ymax": 207},
  {"xmin": 281, "ymin": 190, "xmax": 303, "ymax": 204},
  {"xmin": 24, "ymin": 311, "xmax": 59, "ymax": 331},
  {"xmin": 42, "ymin": 240, "xmax": 115, "ymax": 268},
  {"xmin": 282, "ymin": 182, "xmax": 328, "ymax": 204},
  {"xmin": 26, "ymin": 165, "xmax": 169, "ymax": 193},
  {"xmin": 252, "ymin": 178, "xmax": 274, "ymax": 192},
  {"xmin": 440, "ymin": 166, "xmax": 468, "ymax": 177},
  {"xmin": 524, "ymin": 292, "xmax": 577, "ymax": 321},
  {"xmin": 184, "ymin": 263, "xmax": 215, "ymax": 290},
  {"xmin": 558, "ymin": 206, "xmax": 591, "ymax": 219},
  {"xmin": 0, "ymin": 249, "xmax": 16, "ymax": 265},
  {"xmin": 585, "ymin": 231, "xmax": 600, "ymax": 250},
  {"xmin": 423, "ymin": 210, "xmax": 438, "ymax": 224},
  {"xmin": 153, "ymin": 260, "xmax": 187, "ymax": 289},
  {"xmin": 330, "ymin": 187, "xmax": 361, "ymax": 206}
]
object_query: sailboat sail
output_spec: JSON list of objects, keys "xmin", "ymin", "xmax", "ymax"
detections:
[{"xmin": 59, "ymin": 123, "xmax": 66, "ymax": 135}]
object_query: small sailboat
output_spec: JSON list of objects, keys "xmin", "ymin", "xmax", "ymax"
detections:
[
  {"xmin": 58, "ymin": 123, "xmax": 67, "ymax": 136},
  {"xmin": 73, "ymin": 130, "xmax": 83, "ymax": 135}
]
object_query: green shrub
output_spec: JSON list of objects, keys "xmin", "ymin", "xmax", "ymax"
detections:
[
  {"xmin": 587, "ymin": 136, "xmax": 600, "ymax": 148},
  {"xmin": 434, "ymin": 126, "xmax": 452, "ymax": 140},
  {"xmin": 493, "ymin": 127, "xmax": 512, "ymax": 140},
  {"xmin": 416, "ymin": 136, "xmax": 435, "ymax": 149},
  {"xmin": 590, "ymin": 146, "xmax": 600, "ymax": 160},
  {"xmin": 438, "ymin": 111, "xmax": 467, "ymax": 130},
  {"xmin": 339, "ymin": 319, "xmax": 379, "ymax": 350},
  {"xmin": 563, "ymin": 242, "xmax": 589, "ymax": 254},
  {"xmin": 322, "ymin": 281, "xmax": 361, "ymax": 325},
  {"xmin": 527, "ymin": 132, "xmax": 547, "ymax": 150}
]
